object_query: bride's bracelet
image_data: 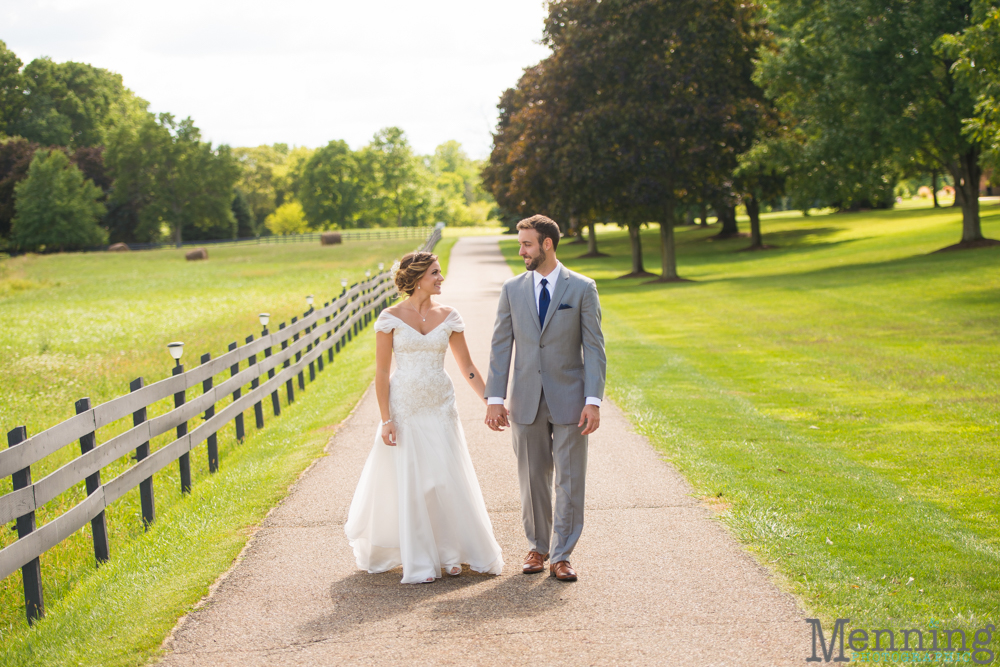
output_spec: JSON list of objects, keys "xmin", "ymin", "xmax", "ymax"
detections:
[{"xmin": 381, "ymin": 418, "xmax": 393, "ymax": 427}]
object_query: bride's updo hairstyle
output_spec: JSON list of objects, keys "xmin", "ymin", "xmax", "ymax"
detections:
[{"xmin": 394, "ymin": 251, "xmax": 438, "ymax": 296}]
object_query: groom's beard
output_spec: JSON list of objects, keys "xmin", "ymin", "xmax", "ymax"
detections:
[{"xmin": 525, "ymin": 249, "xmax": 547, "ymax": 272}]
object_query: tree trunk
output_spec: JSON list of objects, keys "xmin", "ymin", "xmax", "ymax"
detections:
[
  {"xmin": 568, "ymin": 213, "xmax": 586, "ymax": 244},
  {"xmin": 659, "ymin": 201, "xmax": 679, "ymax": 280},
  {"xmin": 747, "ymin": 196, "xmax": 763, "ymax": 248},
  {"xmin": 714, "ymin": 202, "xmax": 739, "ymax": 238},
  {"xmin": 617, "ymin": 221, "xmax": 652, "ymax": 278},
  {"xmin": 587, "ymin": 219, "xmax": 598, "ymax": 255},
  {"xmin": 948, "ymin": 149, "xmax": 983, "ymax": 243},
  {"xmin": 699, "ymin": 203, "xmax": 708, "ymax": 226},
  {"xmin": 931, "ymin": 169, "xmax": 940, "ymax": 208}
]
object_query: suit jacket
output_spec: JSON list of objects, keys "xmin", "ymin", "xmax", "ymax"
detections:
[{"xmin": 486, "ymin": 266, "xmax": 607, "ymax": 425}]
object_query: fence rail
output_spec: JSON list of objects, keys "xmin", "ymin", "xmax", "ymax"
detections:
[
  {"xmin": 111, "ymin": 226, "xmax": 436, "ymax": 252},
  {"xmin": 1, "ymin": 225, "xmax": 442, "ymax": 624}
]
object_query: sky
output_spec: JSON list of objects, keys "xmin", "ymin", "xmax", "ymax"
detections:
[{"xmin": 1, "ymin": 0, "xmax": 552, "ymax": 158}]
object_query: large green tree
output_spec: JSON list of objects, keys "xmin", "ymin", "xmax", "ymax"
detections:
[
  {"xmin": 0, "ymin": 41, "xmax": 25, "ymax": 136},
  {"xmin": 358, "ymin": 127, "xmax": 432, "ymax": 226},
  {"xmin": 759, "ymin": 0, "xmax": 989, "ymax": 245},
  {"xmin": 8, "ymin": 57, "xmax": 146, "ymax": 148},
  {"xmin": 11, "ymin": 149, "xmax": 107, "ymax": 252},
  {"xmin": 106, "ymin": 113, "xmax": 239, "ymax": 245},
  {"xmin": 298, "ymin": 139, "xmax": 363, "ymax": 229}
]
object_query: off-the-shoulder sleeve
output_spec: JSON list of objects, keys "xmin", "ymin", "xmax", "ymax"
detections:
[
  {"xmin": 374, "ymin": 311, "xmax": 398, "ymax": 334},
  {"xmin": 445, "ymin": 308, "xmax": 466, "ymax": 333}
]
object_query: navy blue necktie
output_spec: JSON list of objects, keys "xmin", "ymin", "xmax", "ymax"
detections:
[{"xmin": 538, "ymin": 277, "xmax": 550, "ymax": 327}]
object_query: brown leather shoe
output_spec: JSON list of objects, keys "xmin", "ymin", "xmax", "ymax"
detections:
[
  {"xmin": 522, "ymin": 550, "xmax": 548, "ymax": 574},
  {"xmin": 550, "ymin": 560, "xmax": 577, "ymax": 582}
]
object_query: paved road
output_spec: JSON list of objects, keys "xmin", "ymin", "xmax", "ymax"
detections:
[{"xmin": 160, "ymin": 237, "xmax": 808, "ymax": 666}]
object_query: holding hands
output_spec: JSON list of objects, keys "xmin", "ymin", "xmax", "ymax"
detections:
[{"xmin": 485, "ymin": 403, "xmax": 510, "ymax": 431}]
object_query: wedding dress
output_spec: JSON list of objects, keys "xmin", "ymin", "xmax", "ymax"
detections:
[{"xmin": 344, "ymin": 308, "xmax": 504, "ymax": 583}]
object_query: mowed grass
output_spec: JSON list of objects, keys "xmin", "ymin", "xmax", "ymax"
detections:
[
  {"xmin": 502, "ymin": 203, "xmax": 1000, "ymax": 630},
  {"xmin": 0, "ymin": 236, "xmax": 456, "ymax": 656}
]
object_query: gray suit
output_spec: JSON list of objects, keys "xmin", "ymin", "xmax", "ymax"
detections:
[{"xmin": 486, "ymin": 266, "xmax": 606, "ymax": 562}]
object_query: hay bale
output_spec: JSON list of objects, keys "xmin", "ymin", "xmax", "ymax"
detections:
[
  {"xmin": 108, "ymin": 242, "xmax": 130, "ymax": 252},
  {"xmin": 185, "ymin": 247, "xmax": 208, "ymax": 261},
  {"xmin": 321, "ymin": 232, "xmax": 342, "ymax": 245}
]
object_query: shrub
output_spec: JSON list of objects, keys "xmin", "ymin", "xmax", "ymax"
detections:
[{"xmin": 264, "ymin": 201, "xmax": 308, "ymax": 235}]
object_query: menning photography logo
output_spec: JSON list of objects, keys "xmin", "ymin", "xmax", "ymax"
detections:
[{"xmin": 807, "ymin": 618, "xmax": 996, "ymax": 664}]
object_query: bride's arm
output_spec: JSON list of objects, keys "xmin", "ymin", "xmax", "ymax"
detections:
[
  {"xmin": 375, "ymin": 331, "xmax": 397, "ymax": 446},
  {"xmin": 448, "ymin": 332, "xmax": 487, "ymax": 404}
]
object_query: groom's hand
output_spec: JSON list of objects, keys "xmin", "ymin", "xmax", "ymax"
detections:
[
  {"xmin": 485, "ymin": 404, "xmax": 509, "ymax": 431},
  {"xmin": 579, "ymin": 405, "xmax": 601, "ymax": 435}
]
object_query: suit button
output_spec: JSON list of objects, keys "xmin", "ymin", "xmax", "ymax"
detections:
[
  {"xmin": 540, "ymin": 344, "xmax": 545, "ymax": 349},
  {"xmin": 538, "ymin": 370, "xmax": 541, "ymax": 374}
]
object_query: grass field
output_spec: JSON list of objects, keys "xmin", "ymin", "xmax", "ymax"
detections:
[
  {"xmin": 0, "ymin": 234, "xmax": 456, "ymax": 662},
  {"xmin": 502, "ymin": 202, "xmax": 1000, "ymax": 634}
]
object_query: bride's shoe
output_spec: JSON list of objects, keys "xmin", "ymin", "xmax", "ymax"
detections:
[{"xmin": 447, "ymin": 565, "xmax": 461, "ymax": 577}]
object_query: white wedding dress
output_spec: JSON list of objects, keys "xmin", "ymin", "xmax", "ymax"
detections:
[{"xmin": 344, "ymin": 308, "xmax": 504, "ymax": 583}]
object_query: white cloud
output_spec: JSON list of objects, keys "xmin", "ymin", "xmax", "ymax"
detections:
[{"xmin": 1, "ymin": 0, "xmax": 551, "ymax": 157}]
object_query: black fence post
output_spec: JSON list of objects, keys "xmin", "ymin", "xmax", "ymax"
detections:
[
  {"xmin": 248, "ymin": 334, "xmax": 264, "ymax": 429},
  {"xmin": 307, "ymin": 310, "xmax": 317, "ymax": 381},
  {"xmin": 130, "ymin": 377, "xmax": 155, "ymax": 528},
  {"xmin": 173, "ymin": 365, "xmax": 191, "ymax": 493},
  {"xmin": 293, "ymin": 316, "xmax": 305, "ymax": 391},
  {"xmin": 264, "ymin": 325, "xmax": 280, "ymax": 417},
  {"xmin": 8, "ymin": 426, "xmax": 44, "ymax": 624},
  {"xmin": 281, "ymin": 322, "xmax": 294, "ymax": 404},
  {"xmin": 228, "ymin": 342, "xmax": 244, "ymax": 442},
  {"xmin": 325, "ymin": 302, "xmax": 333, "ymax": 363},
  {"xmin": 200, "ymin": 354, "xmax": 218, "ymax": 472},
  {"xmin": 75, "ymin": 398, "xmax": 109, "ymax": 564}
]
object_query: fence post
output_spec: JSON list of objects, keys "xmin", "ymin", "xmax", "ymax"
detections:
[
  {"xmin": 307, "ymin": 310, "xmax": 317, "ymax": 381},
  {"xmin": 173, "ymin": 365, "xmax": 191, "ymax": 493},
  {"xmin": 325, "ymin": 302, "xmax": 333, "ymax": 363},
  {"xmin": 228, "ymin": 342, "xmax": 244, "ymax": 442},
  {"xmin": 247, "ymin": 334, "xmax": 264, "ymax": 429},
  {"xmin": 293, "ymin": 316, "xmax": 305, "ymax": 391},
  {"xmin": 8, "ymin": 426, "xmax": 44, "ymax": 624},
  {"xmin": 199, "ymin": 354, "xmax": 219, "ymax": 472},
  {"xmin": 281, "ymin": 322, "xmax": 294, "ymax": 404},
  {"xmin": 75, "ymin": 399, "xmax": 110, "ymax": 564},
  {"xmin": 130, "ymin": 377, "xmax": 155, "ymax": 528},
  {"xmin": 263, "ymin": 325, "xmax": 280, "ymax": 417}
]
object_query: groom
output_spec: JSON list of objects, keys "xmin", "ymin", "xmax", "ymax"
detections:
[{"xmin": 485, "ymin": 215, "xmax": 606, "ymax": 582}]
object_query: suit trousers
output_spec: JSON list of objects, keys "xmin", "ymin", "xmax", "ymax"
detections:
[{"xmin": 511, "ymin": 391, "xmax": 588, "ymax": 563}]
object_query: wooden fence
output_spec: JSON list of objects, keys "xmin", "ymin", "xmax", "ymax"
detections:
[
  {"xmin": 0, "ymin": 226, "xmax": 442, "ymax": 624},
  {"xmin": 115, "ymin": 226, "xmax": 435, "ymax": 252}
]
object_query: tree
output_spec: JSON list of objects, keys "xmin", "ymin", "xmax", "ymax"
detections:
[
  {"xmin": 265, "ymin": 201, "xmax": 308, "ymax": 235},
  {"xmin": 540, "ymin": 0, "xmax": 768, "ymax": 281},
  {"xmin": 106, "ymin": 113, "xmax": 240, "ymax": 245},
  {"xmin": 11, "ymin": 149, "xmax": 106, "ymax": 252},
  {"xmin": 9, "ymin": 57, "xmax": 146, "ymax": 148},
  {"xmin": 0, "ymin": 41, "xmax": 25, "ymax": 136},
  {"xmin": 758, "ymin": 0, "xmax": 990, "ymax": 246},
  {"xmin": 0, "ymin": 138, "xmax": 39, "ymax": 239},
  {"xmin": 358, "ymin": 127, "xmax": 433, "ymax": 226},
  {"xmin": 232, "ymin": 189, "xmax": 255, "ymax": 237},
  {"xmin": 298, "ymin": 139, "xmax": 362, "ymax": 229},
  {"xmin": 233, "ymin": 144, "xmax": 289, "ymax": 230}
]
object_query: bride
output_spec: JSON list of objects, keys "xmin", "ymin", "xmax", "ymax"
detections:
[{"xmin": 344, "ymin": 251, "xmax": 504, "ymax": 584}]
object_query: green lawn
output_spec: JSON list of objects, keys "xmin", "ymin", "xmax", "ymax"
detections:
[
  {"xmin": 502, "ymin": 203, "xmax": 1000, "ymax": 633},
  {"xmin": 0, "ymin": 235, "xmax": 456, "ymax": 662}
]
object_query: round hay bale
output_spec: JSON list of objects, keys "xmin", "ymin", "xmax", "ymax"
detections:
[
  {"xmin": 185, "ymin": 247, "xmax": 209, "ymax": 261},
  {"xmin": 108, "ymin": 242, "xmax": 130, "ymax": 252},
  {"xmin": 321, "ymin": 232, "xmax": 342, "ymax": 245}
]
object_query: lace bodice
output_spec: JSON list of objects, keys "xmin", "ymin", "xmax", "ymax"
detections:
[{"xmin": 374, "ymin": 309, "xmax": 465, "ymax": 422}]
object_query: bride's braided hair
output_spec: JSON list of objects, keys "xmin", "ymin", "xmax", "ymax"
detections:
[{"xmin": 394, "ymin": 251, "xmax": 438, "ymax": 296}]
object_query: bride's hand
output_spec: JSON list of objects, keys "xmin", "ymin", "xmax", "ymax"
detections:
[{"xmin": 381, "ymin": 422, "xmax": 397, "ymax": 446}]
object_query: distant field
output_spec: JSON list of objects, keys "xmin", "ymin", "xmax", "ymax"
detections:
[
  {"xmin": 502, "ymin": 202, "xmax": 1000, "ymax": 631},
  {"xmin": 0, "ymin": 235, "xmax": 455, "ymax": 642}
]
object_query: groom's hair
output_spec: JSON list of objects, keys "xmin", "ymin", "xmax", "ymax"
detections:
[{"xmin": 517, "ymin": 215, "xmax": 560, "ymax": 250}]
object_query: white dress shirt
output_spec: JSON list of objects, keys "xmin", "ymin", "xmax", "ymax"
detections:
[{"xmin": 488, "ymin": 262, "xmax": 601, "ymax": 408}]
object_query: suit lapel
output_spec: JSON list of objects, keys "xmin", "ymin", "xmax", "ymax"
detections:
[
  {"xmin": 523, "ymin": 272, "xmax": 541, "ymax": 333},
  {"xmin": 540, "ymin": 269, "xmax": 570, "ymax": 336}
]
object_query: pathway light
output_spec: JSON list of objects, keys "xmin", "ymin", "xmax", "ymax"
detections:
[
  {"xmin": 167, "ymin": 342, "xmax": 184, "ymax": 366},
  {"xmin": 259, "ymin": 313, "xmax": 270, "ymax": 327}
]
